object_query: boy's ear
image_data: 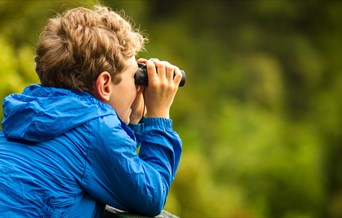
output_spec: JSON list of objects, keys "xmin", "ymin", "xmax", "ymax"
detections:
[{"xmin": 94, "ymin": 71, "xmax": 112, "ymax": 102}]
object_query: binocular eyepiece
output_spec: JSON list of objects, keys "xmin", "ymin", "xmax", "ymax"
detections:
[{"xmin": 134, "ymin": 63, "xmax": 186, "ymax": 87}]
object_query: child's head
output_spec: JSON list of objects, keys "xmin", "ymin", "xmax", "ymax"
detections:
[{"xmin": 35, "ymin": 5, "xmax": 146, "ymax": 93}]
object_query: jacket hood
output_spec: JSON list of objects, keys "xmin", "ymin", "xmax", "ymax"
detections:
[{"xmin": 2, "ymin": 84, "xmax": 114, "ymax": 142}]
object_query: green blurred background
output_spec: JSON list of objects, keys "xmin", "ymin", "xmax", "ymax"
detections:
[{"xmin": 0, "ymin": 0, "xmax": 341, "ymax": 217}]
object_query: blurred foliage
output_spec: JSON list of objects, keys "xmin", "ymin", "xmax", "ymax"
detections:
[{"xmin": 0, "ymin": 0, "xmax": 342, "ymax": 217}]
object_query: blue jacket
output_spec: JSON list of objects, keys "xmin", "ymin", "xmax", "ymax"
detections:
[{"xmin": 0, "ymin": 84, "xmax": 182, "ymax": 217}]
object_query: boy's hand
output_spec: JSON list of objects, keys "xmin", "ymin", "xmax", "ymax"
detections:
[{"xmin": 137, "ymin": 58, "xmax": 182, "ymax": 119}]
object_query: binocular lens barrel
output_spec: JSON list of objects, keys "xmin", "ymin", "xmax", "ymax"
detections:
[{"xmin": 134, "ymin": 63, "xmax": 186, "ymax": 87}]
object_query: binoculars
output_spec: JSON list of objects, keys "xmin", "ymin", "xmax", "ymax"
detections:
[{"xmin": 134, "ymin": 63, "xmax": 186, "ymax": 87}]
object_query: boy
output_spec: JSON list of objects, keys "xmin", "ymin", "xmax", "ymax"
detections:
[{"xmin": 0, "ymin": 5, "xmax": 182, "ymax": 217}]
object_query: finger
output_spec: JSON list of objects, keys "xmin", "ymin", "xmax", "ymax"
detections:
[
  {"xmin": 137, "ymin": 58, "xmax": 147, "ymax": 61},
  {"xmin": 149, "ymin": 58, "xmax": 160, "ymax": 62},
  {"xmin": 165, "ymin": 63, "xmax": 174, "ymax": 81},
  {"xmin": 145, "ymin": 60, "xmax": 158, "ymax": 84},
  {"xmin": 136, "ymin": 85, "xmax": 141, "ymax": 93},
  {"xmin": 173, "ymin": 67, "xmax": 182, "ymax": 85},
  {"xmin": 137, "ymin": 58, "xmax": 147, "ymax": 64},
  {"xmin": 153, "ymin": 60, "xmax": 166, "ymax": 78}
]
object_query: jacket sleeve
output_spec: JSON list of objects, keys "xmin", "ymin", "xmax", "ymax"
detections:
[
  {"xmin": 128, "ymin": 117, "xmax": 145, "ymax": 145},
  {"xmin": 80, "ymin": 115, "xmax": 182, "ymax": 216}
]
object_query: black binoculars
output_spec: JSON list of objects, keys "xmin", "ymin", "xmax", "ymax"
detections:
[{"xmin": 134, "ymin": 63, "xmax": 186, "ymax": 87}]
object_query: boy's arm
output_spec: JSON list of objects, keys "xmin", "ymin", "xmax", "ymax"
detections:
[
  {"xmin": 128, "ymin": 117, "xmax": 144, "ymax": 144},
  {"xmin": 80, "ymin": 115, "xmax": 182, "ymax": 216},
  {"xmin": 139, "ymin": 117, "xmax": 182, "ymax": 181}
]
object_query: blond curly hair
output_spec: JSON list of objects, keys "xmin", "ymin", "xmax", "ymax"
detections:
[{"xmin": 35, "ymin": 5, "xmax": 146, "ymax": 92}]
